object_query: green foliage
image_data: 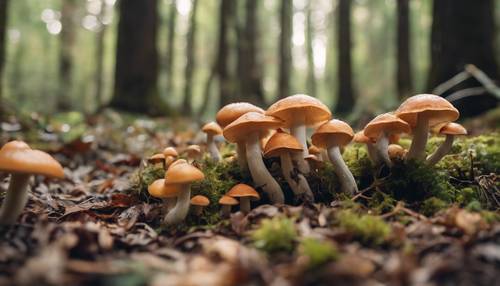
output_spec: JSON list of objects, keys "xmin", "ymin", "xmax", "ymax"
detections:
[
  {"xmin": 251, "ymin": 217, "xmax": 298, "ymax": 253},
  {"xmin": 131, "ymin": 165, "xmax": 165, "ymax": 201},
  {"xmin": 420, "ymin": 197, "xmax": 448, "ymax": 216},
  {"xmin": 465, "ymin": 200, "xmax": 482, "ymax": 212},
  {"xmin": 299, "ymin": 238, "xmax": 338, "ymax": 268},
  {"xmin": 336, "ymin": 210, "xmax": 391, "ymax": 246}
]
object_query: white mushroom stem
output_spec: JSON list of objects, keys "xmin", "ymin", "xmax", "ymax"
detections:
[
  {"xmin": 163, "ymin": 185, "xmax": 191, "ymax": 225},
  {"xmin": 236, "ymin": 143, "xmax": 248, "ymax": 172},
  {"xmin": 220, "ymin": 205, "xmax": 231, "ymax": 217},
  {"xmin": 426, "ymin": 134, "xmax": 455, "ymax": 166},
  {"xmin": 366, "ymin": 142, "xmax": 380, "ymax": 165},
  {"xmin": 320, "ymin": 149, "xmax": 329, "ymax": 162},
  {"xmin": 374, "ymin": 132, "xmax": 392, "ymax": 167},
  {"xmin": 327, "ymin": 146, "xmax": 358, "ymax": 195},
  {"xmin": 192, "ymin": 205, "xmax": 204, "ymax": 216},
  {"xmin": 246, "ymin": 132, "xmax": 284, "ymax": 204},
  {"xmin": 280, "ymin": 152, "xmax": 314, "ymax": 202},
  {"xmin": 290, "ymin": 123, "xmax": 311, "ymax": 174},
  {"xmin": 239, "ymin": 197, "xmax": 251, "ymax": 213},
  {"xmin": 407, "ymin": 114, "xmax": 430, "ymax": 160},
  {"xmin": 206, "ymin": 134, "xmax": 221, "ymax": 162},
  {"xmin": 164, "ymin": 197, "xmax": 176, "ymax": 212},
  {"xmin": 0, "ymin": 174, "xmax": 31, "ymax": 225}
]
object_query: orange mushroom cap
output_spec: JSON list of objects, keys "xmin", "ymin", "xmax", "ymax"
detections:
[
  {"xmin": 308, "ymin": 145, "xmax": 321, "ymax": 155},
  {"xmin": 387, "ymin": 144, "xmax": 406, "ymax": 159},
  {"xmin": 219, "ymin": 195, "xmax": 239, "ymax": 206},
  {"xmin": 266, "ymin": 94, "xmax": 331, "ymax": 127},
  {"xmin": 438, "ymin": 122, "xmax": 467, "ymax": 136},
  {"xmin": 216, "ymin": 102, "xmax": 265, "ymax": 128},
  {"xmin": 163, "ymin": 147, "xmax": 178, "ymax": 158},
  {"xmin": 311, "ymin": 119, "xmax": 354, "ymax": 149},
  {"xmin": 148, "ymin": 179, "xmax": 179, "ymax": 198},
  {"xmin": 353, "ymin": 131, "xmax": 374, "ymax": 144},
  {"xmin": 148, "ymin": 153, "xmax": 165, "ymax": 164},
  {"xmin": 190, "ymin": 195, "xmax": 210, "ymax": 206},
  {"xmin": 364, "ymin": 113, "xmax": 410, "ymax": 139},
  {"xmin": 263, "ymin": 130, "xmax": 303, "ymax": 158},
  {"xmin": 164, "ymin": 162, "xmax": 205, "ymax": 185},
  {"xmin": 395, "ymin": 94, "xmax": 459, "ymax": 127},
  {"xmin": 226, "ymin": 183, "xmax": 260, "ymax": 200},
  {"xmin": 223, "ymin": 112, "xmax": 283, "ymax": 143},
  {"xmin": 202, "ymin": 122, "xmax": 223, "ymax": 136}
]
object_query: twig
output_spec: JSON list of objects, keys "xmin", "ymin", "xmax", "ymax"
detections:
[
  {"xmin": 433, "ymin": 70, "xmax": 470, "ymax": 95},
  {"xmin": 465, "ymin": 64, "xmax": 500, "ymax": 99},
  {"xmin": 445, "ymin": 87, "xmax": 487, "ymax": 103}
]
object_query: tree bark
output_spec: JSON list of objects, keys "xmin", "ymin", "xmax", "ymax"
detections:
[
  {"xmin": 57, "ymin": 0, "xmax": 77, "ymax": 111},
  {"xmin": 278, "ymin": 0, "xmax": 293, "ymax": 99},
  {"xmin": 396, "ymin": 0, "xmax": 412, "ymax": 100},
  {"xmin": 306, "ymin": 2, "xmax": 316, "ymax": 98},
  {"xmin": 181, "ymin": 0, "xmax": 198, "ymax": 114},
  {"xmin": 94, "ymin": 0, "xmax": 107, "ymax": 109},
  {"xmin": 217, "ymin": 0, "xmax": 236, "ymax": 108},
  {"xmin": 111, "ymin": 0, "xmax": 167, "ymax": 115},
  {"xmin": 165, "ymin": 0, "xmax": 177, "ymax": 99},
  {"xmin": 427, "ymin": 0, "xmax": 498, "ymax": 116},
  {"xmin": 0, "ymin": 0, "xmax": 8, "ymax": 106},
  {"xmin": 335, "ymin": 0, "xmax": 355, "ymax": 114}
]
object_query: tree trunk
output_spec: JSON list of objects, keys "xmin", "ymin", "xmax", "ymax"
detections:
[
  {"xmin": 94, "ymin": 0, "xmax": 107, "ymax": 109},
  {"xmin": 0, "ymin": 0, "xmax": 8, "ymax": 107},
  {"xmin": 217, "ymin": 0, "xmax": 236, "ymax": 108},
  {"xmin": 57, "ymin": 0, "xmax": 77, "ymax": 111},
  {"xmin": 111, "ymin": 0, "xmax": 167, "ymax": 115},
  {"xmin": 335, "ymin": 0, "xmax": 355, "ymax": 114},
  {"xmin": 427, "ymin": 0, "xmax": 498, "ymax": 116},
  {"xmin": 165, "ymin": 0, "xmax": 177, "ymax": 99},
  {"xmin": 306, "ymin": 2, "xmax": 316, "ymax": 98},
  {"xmin": 278, "ymin": 0, "xmax": 293, "ymax": 99},
  {"xmin": 396, "ymin": 0, "xmax": 413, "ymax": 100},
  {"xmin": 181, "ymin": 0, "xmax": 198, "ymax": 114}
]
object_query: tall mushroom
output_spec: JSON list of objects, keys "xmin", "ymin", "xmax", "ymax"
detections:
[
  {"xmin": 0, "ymin": 141, "xmax": 65, "ymax": 225},
  {"xmin": 395, "ymin": 94, "xmax": 459, "ymax": 160},
  {"xmin": 226, "ymin": 184, "xmax": 260, "ymax": 213},
  {"xmin": 148, "ymin": 178, "xmax": 179, "ymax": 213},
  {"xmin": 264, "ymin": 130, "xmax": 314, "ymax": 202},
  {"xmin": 311, "ymin": 120, "xmax": 358, "ymax": 195},
  {"xmin": 363, "ymin": 113, "xmax": 410, "ymax": 167},
  {"xmin": 426, "ymin": 122, "xmax": 467, "ymax": 166},
  {"xmin": 163, "ymin": 162, "xmax": 205, "ymax": 225},
  {"xmin": 223, "ymin": 112, "xmax": 285, "ymax": 204},
  {"xmin": 266, "ymin": 94, "xmax": 332, "ymax": 174},
  {"xmin": 353, "ymin": 131, "xmax": 379, "ymax": 165},
  {"xmin": 202, "ymin": 122, "xmax": 223, "ymax": 162},
  {"xmin": 216, "ymin": 102, "xmax": 265, "ymax": 171}
]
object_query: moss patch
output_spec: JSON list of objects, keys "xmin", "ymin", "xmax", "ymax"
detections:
[
  {"xmin": 336, "ymin": 209, "xmax": 391, "ymax": 246},
  {"xmin": 251, "ymin": 217, "xmax": 298, "ymax": 253},
  {"xmin": 298, "ymin": 238, "xmax": 338, "ymax": 268}
]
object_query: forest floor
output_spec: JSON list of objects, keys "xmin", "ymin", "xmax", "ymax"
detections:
[{"xmin": 0, "ymin": 109, "xmax": 499, "ymax": 286}]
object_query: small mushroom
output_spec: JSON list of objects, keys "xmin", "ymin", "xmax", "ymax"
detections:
[
  {"xmin": 148, "ymin": 178, "xmax": 178, "ymax": 213},
  {"xmin": 388, "ymin": 144, "xmax": 407, "ymax": 161},
  {"xmin": 353, "ymin": 131, "xmax": 379, "ymax": 165},
  {"xmin": 363, "ymin": 113, "xmax": 410, "ymax": 167},
  {"xmin": 163, "ymin": 162, "xmax": 205, "ymax": 225},
  {"xmin": 202, "ymin": 122, "xmax": 223, "ymax": 162},
  {"xmin": 223, "ymin": 112, "xmax": 285, "ymax": 204},
  {"xmin": 216, "ymin": 102, "xmax": 265, "ymax": 171},
  {"xmin": 148, "ymin": 153, "xmax": 166, "ymax": 169},
  {"xmin": 266, "ymin": 94, "xmax": 332, "ymax": 174},
  {"xmin": 312, "ymin": 120, "xmax": 358, "ymax": 195},
  {"xmin": 426, "ymin": 122, "xmax": 467, "ymax": 166},
  {"xmin": 304, "ymin": 154, "xmax": 323, "ymax": 171},
  {"xmin": 308, "ymin": 145, "xmax": 328, "ymax": 162},
  {"xmin": 163, "ymin": 147, "xmax": 178, "ymax": 168},
  {"xmin": 226, "ymin": 184, "xmax": 260, "ymax": 213},
  {"xmin": 264, "ymin": 130, "xmax": 314, "ymax": 202},
  {"xmin": 0, "ymin": 141, "xmax": 64, "ymax": 225},
  {"xmin": 190, "ymin": 195, "xmax": 210, "ymax": 216},
  {"xmin": 395, "ymin": 94, "xmax": 459, "ymax": 160},
  {"xmin": 184, "ymin": 145, "xmax": 202, "ymax": 162},
  {"xmin": 218, "ymin": 195, "xmax": 238, "ymax": 218}
]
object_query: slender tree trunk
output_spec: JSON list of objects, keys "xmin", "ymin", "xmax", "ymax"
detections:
[
  {"xmin": 182, "ymin": 0, "xmax": 198, "ymax": 114},
  {"xmin": 427, "ymin": 0, "xmax": 498, "ymax": 116},
  {"xmin": 57, "ymin": 0, "xmax": 77, "ymax": 111},
  {"xmin": 0, "ymin": 0, "xmax": 8, "ymax": 108},
  {"xmin": 396, "ymin": 0, "xmax": 412, "ymax": 100},
  {"xmin": 217, "ymin": 0, "xmax": 236, "ymax": 108},
  {"xmin": 306, "ymin": 2, "xmax": 316, "ymax": 98},
  {"xmin": 278, "ymin": 0, "xmax": 293, "ymax": 99},
  {"xmin": 197, "ymin": 67, "xmax": 216, "ymax": 117},
  {"xmin": 111, "ymin": 0, "xmax": 167, "ymax": 115},
  {"xmin": 94, "ymin": 0, "xmax": 107, "ymax": 109},
  {"xmin": 165, "ymin": 0, "xmax": 177, "ymax": 98},
  {"xmin": 335, "ymin": 0, "xmax": 355, "ymax": 114}
]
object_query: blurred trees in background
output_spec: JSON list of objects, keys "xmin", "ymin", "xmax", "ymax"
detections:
[
  {"xmin": 0, "ymin": 0, "xmax": 8, "ymax": 107},
  {"xmin": 0, "ymin": 0, "xmax": 498, "ymax": 118}
]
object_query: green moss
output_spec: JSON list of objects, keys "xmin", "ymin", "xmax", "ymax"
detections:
[
  {"xmin": 421, "ymin": 197, "xmax": 448, "ymax": 216},
  {"xmin": 456, "ymin": 187, "xmax": 481, "ymax": 206},
  {"xmin": 465, "ymin": 200, "xmax": 482, "ymax": 212},
  {"xmin": 130, "ymin": 165, "xmax": 165, "ymax": 200},
  {"xmin": 480, "ymin": 210, "xmax": 500, "ymax": 223},
  {"xmin": 368, "ymin": 191, "xmax": 397, "ymax": 214},
  {"xmin": 336, "ymin": 209, "xmax": 391, "ymax": 246},
  {"xmin": 299, "ymin": 238, "xmax": 338, "ymax": 268},
  {"xmin": 251, "ymin": 217, "xmax": 298, "ymax": 253}
]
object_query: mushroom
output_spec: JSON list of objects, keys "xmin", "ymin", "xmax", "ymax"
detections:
[
  {"xmin": 426, "ymin": 122, "xmax": 467, "ymax": 166},
  {"xmin": 223, "ymin": 112, "xmax": 285, "ymax": 204},
  {"xmin": 308, "ymin": 145, "xmax": 328, "ymax": 162},
  {"xmin": 190, "ymin": 195, "xmax": 210, "ymax": 216},
  {"xmin": 395, "ymin": 94, "xmax": 459, "ymax": 160},
  {"xmin": 388, "ymin": 144, "xmax": 407, "ymax": 161},
  {"xmin": 311, "ymin": 120, "xmax": 358, "ymax": 195},
  {"xmin": 363, "ymin": 113, "xmax": 410, "ymax": 167},
  {"xmin": 163, "ymin": 147, "xmax": 178, "ymax": 168},
  {"xmin": 304, "ymin": 154, "xmax": 323, "ymax": 171},
  {"xmin": 0, "ymin": 141, "xmax": 64, "ymax": 225},
  {"xmin": 266, "ymin": 94, "xmax": 332, "ymax": 174},
  {"xmin": 148, "ymin": 178, "xmax": 178, "ymax": 213},
  {"xmin": 216, "ymin": 102, "xmax": 265, "ymax": 171},
  {"xmin": 163, "ymin": 162, "xmax": 205, "ymax": 225},
  {"xmin": 226, "ymin": 184, "xmax": 260, "ymax": 213},
  {"xmin": 218, "ymin": 195, "xmax": 238, "ymax": 218},
  {"xmin": 264, "ymin": 130, "xmax": 314, "ymax": 202},
  {"xmin": 184, "ymin": 145, "xmax": 202, "ymax": 162},
  {"xmin": 353, "ymin": 131, "xmax": 379, "ymax": 165},
  {"xmin": 148, "ymin": 153, "xmax": 166, "ymax": 169},
  {"xmin": 202, "ymin": 122, "xmax": 223, "ymax": 162}
]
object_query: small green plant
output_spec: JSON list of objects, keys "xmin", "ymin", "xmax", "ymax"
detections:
[
  {"xmin": 251, "ymin": 217, "xmax": 298, "ymax": 253},
  {"xmin": 336, "ymin": 210, "xmax": 391, "ymax": 246},
  {"xmin": 421, "ymin": 197, "xmax": 448, "ymax": 216},
  {"xmin": 299, "ymin": 238, "xmax": 338, "ymax": 268}
]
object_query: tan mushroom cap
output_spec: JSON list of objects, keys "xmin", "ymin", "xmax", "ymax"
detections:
[
  {"xmin": 164, "ymin": 162, "xmax": 205, "ymax": 185},
  {"xmin": 223, "ymin": 112, "xmax": 283, "ymax": 143},
  {"xmin": 219, "ymin": 195, "xmax": 239, "ymax": 206},
  {"xmin": 148, "ymin": 153, "xmax": 165, "ymax": 164},
  {"xmin": 311, "ymin": 119, "xmax": 354, "ymax": 149},
  {"xmin": 263, "ymin": 130, "xmax": 303, "ymax": 158},
  {"xmin": 305, "ymin": 154, "xmax": 322, "ymax": 164},
  {"xmin": 308, "ymin": 145, "xmax": 321, "ymax": 155},
  {"xmin": 439, "ymin": 122, "xmax": 467, "ymax": 136},
  {"xmin": 364, "ymin": 113, "xmax": 410, "ymax": 139},
  {"xmin": 226, "ymin": 183, "xmax": 260, "ymax": 199},
  {"xmin": 0, "ymin": 140, "xmax": 64, "ymax": 178},
  {"xmin": 168, "ymin": 159, "xmax": 188, "ymax": 170},
  {"xmin": 353, "ymin": 131, "xmax": 374, "ymax": 144},
  {"xmin": 163, "ymin": 147, "xmax": 178, "ymax": 158},
  {"xmin": 395, "ymin": 94, "xmax": 459, "ymax": 127},
  {"xmin": 388, "ymin": 144, "xmax": 406, "ymax": 159},
  {"xmin": 216, "ymin": 102, "xmax": 265, "ymax": 128},
  {"xmin": 190, "ymin": 195, "xmax": 210, "ymax": 206},
  {"xmin": 202, "ymin": 121, "xmax": 223, "ymax": 136},
  {"xmin": 266, "ymin": 94, "xmax": 331, "ymax": 127},
  {"xmin": 148, "ymin": 179, "xmax": 179, "ymax": 198}
]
